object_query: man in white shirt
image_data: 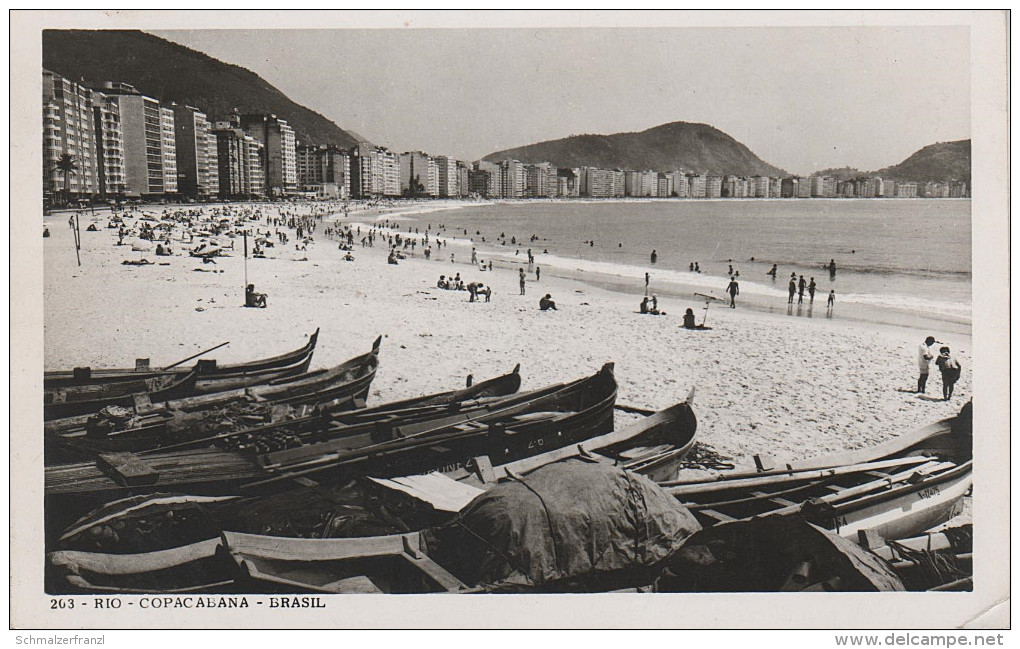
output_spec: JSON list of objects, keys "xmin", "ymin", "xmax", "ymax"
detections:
[{"xmin": 917, "ymin": 336, "xmax": 936, "ymax": 393}]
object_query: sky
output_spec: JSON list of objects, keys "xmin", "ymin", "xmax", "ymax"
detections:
[{"xmin": 154, "ymin": 26, "xmax": 970, "ymax": 175}]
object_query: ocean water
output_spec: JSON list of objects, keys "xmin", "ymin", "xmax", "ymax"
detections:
[{"xmin": 383, "ymin": 198, "xmax": 972, "ymax": 323}]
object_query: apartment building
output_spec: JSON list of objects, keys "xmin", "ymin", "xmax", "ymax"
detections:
[
  {"xmin": 172, "ymin": 104, "xmax": 218, "ymax": 199},
  {"xmin": 499, "ymin": 159, "xmax": 526, "ymax": 198},
  {"xmin": 435, "ymin": 155, "xmax": 459, "ymax": 198},
  {"xmin": 89, "ymin": 90, "xmax": 126, "ymax": 198},
  {"xmin": 706, "ymin": 176, "xmax": 722, "ymax": 198},
  {"xmin": 42, "ymin": 70, "xmax": 100, "ymax": 199},
  {"xmin": 240, "ymin": 114, "xmax": 298, "ymax": 196}
]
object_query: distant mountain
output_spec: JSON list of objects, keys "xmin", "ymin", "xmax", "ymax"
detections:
[
  {"xmin": 873, "ymin": 140, "xmax": 971, "ymax": 183},
  {"xmin": 483, "ymin": 121, "xmax": 786, "ymax": 176},
  {"xmin": 42, "ymin": 29, "xmax": 363, "ymax": 148}
]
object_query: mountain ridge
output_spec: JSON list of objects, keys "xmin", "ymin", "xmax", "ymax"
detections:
[
  {"xmin": 42, "ymin": 29, "xmax": 363, "ymax": 148},
  {"xmin": 483, "ymin": 121, "xmax": 787, "ymax": 177}
]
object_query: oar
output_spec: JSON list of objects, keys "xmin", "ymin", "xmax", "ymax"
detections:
[
  {"xmin": 665, "ymin": 456, "xmax": 937, "ymax": 496},
  {"xmin": 162, "ymin": 341, "xmax": 230, "ymax": 371}
]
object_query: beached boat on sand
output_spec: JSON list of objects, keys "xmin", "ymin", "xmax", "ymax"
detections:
[
  {"xmin": 44, "ymin": 329, "xmax": 319, "ymax": 389},
  {"xmin": 44, "ymin": 337, "xmax": 380, "ymax": 455},
  {"xmin": 44, "ymin": 364, "xmax": 614, "ymax": 528},
  {"xmin": 44, "ymin": 354, "xmax": 517, "ymax": 463},
  {"xmin": 364, "ymin": 391, "xmax": 699, "ymax": 523},
  {"xmin": 661, "ymin": 403, "xmax": 972, "ymax": 544}
]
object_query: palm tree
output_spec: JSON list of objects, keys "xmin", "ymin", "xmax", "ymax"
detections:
[{"xmin": 54, "ymin": 154, "xmax": 78, "ymax": 205}]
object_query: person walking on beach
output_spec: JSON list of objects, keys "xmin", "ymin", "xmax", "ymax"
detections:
[
  {"xmin": 536, "ymin": 266, "xmax": 541, "ymax": 281},
  {"xmin": 935, "ymin": 346, "xmax": 962, "ymax": 401},
  {"xmin": 727, "ymin": 278, "xmax": 739, "ymax": 308},
  {"xmin": 827, "ymin": 290, "xmax": 835, "ymax": 309},
  {"xmin": 651, "ymin": 250, "xmax": 658, "ymax": 264},
  {"xmin": 788, "ymin": 277, "xmax": 797, "ymax": 304},
  {"xmin": 808, "ymin": 277, "xmax": 817, "ymax": 302},
  {"xmin": 644, "ymin": 272, "xmax": 650, "ymax": 295},
  {"xmin": 798, "ymin": 275, "xmax": 806, "ymax": 304},
  {"xmin": 917, "ymin": 336, "xmax": 937, "ymax": 394},
  {"xmin": 471, "ymin": 247, "xmax": 477, "ymax": 266},
  {"xmin": 519, "ymin": 268, "xmax": 526, "ymax": 295}
]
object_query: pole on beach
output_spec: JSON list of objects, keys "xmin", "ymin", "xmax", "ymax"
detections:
[
  {"xmin": 243, "ymin": 229, "xmax": 249, "ymax": 304},
  {"xmin": 72, "ymin": 212, "xmax": 81, "ymax": 267}
]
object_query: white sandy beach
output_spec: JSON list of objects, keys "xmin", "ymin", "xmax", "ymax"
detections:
[{"xmin": 43, "ymin": 202, "xmax": 972, "ymax": 467}]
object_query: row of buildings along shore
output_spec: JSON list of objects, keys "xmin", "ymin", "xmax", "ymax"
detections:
[{"xmin": 43, "ymin": 70, "xmax": 970, "ymax": 205}]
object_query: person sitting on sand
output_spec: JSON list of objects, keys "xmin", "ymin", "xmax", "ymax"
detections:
[
  {"xmin": 155, "ymin": 243, "xmax": 171, "ymax": 256},
  {"xmin": 682, "ymin": 308, "xmax": 697, "ymax": 329},
  {"xmin": 43, "ymin": 228, "xmax": 50, "ymax": 238},
  {"xmin": 640, "ymin": 296, "xmax": 650, "ymax": 314},
  {"xmin": 343, "ymin": 252, "xmax": 355, "ymax": 262},
  {"xmin": 245, "ymin": 284, "xmax": 267, "ymax": 308},
  {"xmin": 539, "ymin": 294, "xmax": 557, "ymax": 311},
  {"xmin": 438, "ymin": 275, "xmax": 448, "ymax": 289},
  {"xmin": 86, "ymin": 223, "xmax": 98, "ymax": 232},
  {"xmin": 387, "ymin": 250, "xmax": 399, "ymax": 265}
]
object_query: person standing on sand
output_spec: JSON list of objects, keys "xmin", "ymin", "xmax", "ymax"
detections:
[
  {"xmin": 917, "ymin": 336, "xmax": 937, "ymax": 394},
  {"xmin": 808, "ymin": 277, "xmax": 817, "ymax": 302},
  {"xmin": 471, "ymin": 248, "xmax": 477, "ymax": 265},
  {"xmin": 645, "ymin": 272, "xmax": 650, "ymax": 295},
  {"xmin": 536, "ymin": 266, "xmax": 541, "ymax": 281},
  {"xmin": 827, "ymin": 290, "xmax": 835, "ymax": 308},
  {"xmin": 727, "ymin": 278, "xmax": 739, "ymax": 308},
  {"xmin": 519, "ymin": 268, "xmax": 526, "ymax": 295},
  {"xmin": 935, "ymin": 346, "xmax": 962, "ymax": 401},
  {"xmin": 788, "ymin": 277, "xmax": 797, "ymax": 304}
]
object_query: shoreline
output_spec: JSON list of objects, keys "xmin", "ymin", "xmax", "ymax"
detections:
[
  {"xmin": 344, "ymin": 204, "xmax": 972, "ymax": 339},
  {"xmin": 44, "ymin": 201, "xmax": 972, "ymax": 468}
]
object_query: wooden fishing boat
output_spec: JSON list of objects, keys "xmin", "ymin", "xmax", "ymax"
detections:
[
  {"xmin": 220, "ymin": 531, "xmax": 477, "ymax": 594},
  {"xmin": 44, "ymin": 364, "xmax": 613, "ymax": 510},
  {"xmin": 47, "ymin": 539, "xmax": 235, "ymax": 594},
  {"xmin": 44, "ymin": 370, "xmax": 202, "ymax": 421},
  {"xmin": 241, "ymin": 362, "xmax": 618, "ymax": 491},
  {"xmin": 862, "ymin": 524, "xmax": 972, "ymax": 591},
  {"xmin": 44, "ymin": 337, "xmax": 383, "ymax": 459},
  {"xmin": 364, "ymin": 390, "xmax": 700, "ymax": 520},
  {"xmin": 219, "ymin": 459, "xmax": 699, "ymax": 594},
  {"xmin": 45, "ymin": 354, "xmax": 518, "ymax": 464},
  {"xmin": 44, "ymin": 329, "xmax": 320, "ymax": 388},
  {"xmin": 660, "ymin": 405, "xmax": 972, "ymax": 544}
]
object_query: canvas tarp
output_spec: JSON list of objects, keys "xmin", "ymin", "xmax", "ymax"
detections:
[
  {"xmin": 421, "ymin": 459, "xmax": 701, "ymax": 591},
  {"xmin": 655, "ymin": 515, "xmax": 905, "ymax": 592}
]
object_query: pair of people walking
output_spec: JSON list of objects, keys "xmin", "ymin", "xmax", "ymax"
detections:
[{"xmin": 917, "ymin": 336, "xmax": 963, "ymax": 400}]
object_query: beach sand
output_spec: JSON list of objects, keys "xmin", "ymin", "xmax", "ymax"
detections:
[{"xmin": 43, "ymin": 202, "xmax": 972, "ymax": 469}]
